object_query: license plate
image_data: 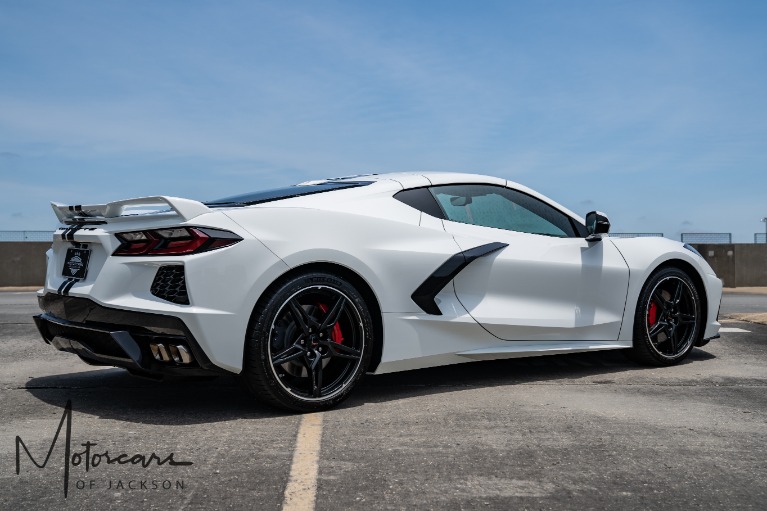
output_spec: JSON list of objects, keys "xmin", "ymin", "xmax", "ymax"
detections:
[{"xmin": 62, "ymin": 247, "xmax": 91, "ymax": 280}]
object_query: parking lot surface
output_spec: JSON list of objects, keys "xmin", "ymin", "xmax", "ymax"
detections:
[{"xmin": 1, "ymin": 291, "xmax": 765, "ymax": 510}]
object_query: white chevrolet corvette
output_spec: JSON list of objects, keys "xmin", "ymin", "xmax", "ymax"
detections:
[{"xmin": 35, "ymin": 172, "xmax": 722, "ymax": 411}]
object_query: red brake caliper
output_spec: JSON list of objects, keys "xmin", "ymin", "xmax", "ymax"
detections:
[
  {"xmin": 648, "ymin": 301, "xmax": 658, "ymax": 326},
  {"xmin": 317, "ymin": 303, "xmax": 344, "ymax": 344}
]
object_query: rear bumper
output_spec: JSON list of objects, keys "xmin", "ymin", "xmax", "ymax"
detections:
[{"xmin": 35, "ymin": 293, "xmax": 230, "ymax": 377}]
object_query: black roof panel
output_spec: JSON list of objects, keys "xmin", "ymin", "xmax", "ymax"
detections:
[{"xmin": 206, "ymin": 181, "xmax": 373, "ymax": 207}]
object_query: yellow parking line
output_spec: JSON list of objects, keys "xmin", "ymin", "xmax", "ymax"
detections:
[{"xmin": 282, "ymin": 412, "xmax": 324, "ymax": 511}]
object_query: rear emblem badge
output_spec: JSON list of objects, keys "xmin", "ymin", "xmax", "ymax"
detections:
[
  {"xmin": 62, "ymin": 248, "xmax": 90, "ymax": 280},
  {"xmin": 67, "ymin": 256, "xmax": 83, "ymax": 276}
]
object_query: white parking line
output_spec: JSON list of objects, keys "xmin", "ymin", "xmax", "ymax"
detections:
[
  {"xmin": 720, "ymin": 327, "xmax": 751, "ymax": 333},
  {"xmin": 282, "ymin": 412, "xmax": 324, "ymax": 511}
]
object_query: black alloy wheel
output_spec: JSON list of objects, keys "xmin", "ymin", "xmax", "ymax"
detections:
[
  {"xmin": 630, "ymin": 267, "xmax": 702, "ymax": 366},
  {"xmin": 241, "ymin": 272, "xmax": 373, "ymax": 412}
]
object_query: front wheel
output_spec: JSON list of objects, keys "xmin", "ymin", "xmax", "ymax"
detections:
[
  {"xmin": 240, "ymin": 272, "xmax": 374, "ymax": 412},
  {"xmin": 630, "ymin": 267, "xmax": 702, "ymax": 366}
]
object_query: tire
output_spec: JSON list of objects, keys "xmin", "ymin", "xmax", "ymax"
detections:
[
  {"xmin": 240, "ymin": 271, "xmax": 374, "ymax": 412},
  {"xmin": 629, "ymin": 267, "xmax": 702, "ymax": 366}
]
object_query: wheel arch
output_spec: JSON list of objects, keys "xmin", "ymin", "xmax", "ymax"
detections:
[{"xmin": 248, "ymin": 261, "xmax": 385, "ymax": 373}]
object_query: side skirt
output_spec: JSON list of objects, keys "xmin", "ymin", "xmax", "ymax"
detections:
[{"xmin": 456, "ymin": 341, "xmax": 633, "ymax": 361}]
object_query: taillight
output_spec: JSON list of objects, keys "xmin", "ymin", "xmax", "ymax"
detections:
[{"xmin": 113, "ymin": 227, "xmax": 242, "ymax": 256}]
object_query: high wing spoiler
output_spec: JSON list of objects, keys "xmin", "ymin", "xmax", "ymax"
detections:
[{"xmin": 51, "ymin": 196, "xmax": 211, "ymax": 224}]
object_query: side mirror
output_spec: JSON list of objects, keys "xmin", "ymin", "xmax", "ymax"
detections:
[{"xmin": 585, "ymin": 211, "xmax": 610, "ymax": 242}]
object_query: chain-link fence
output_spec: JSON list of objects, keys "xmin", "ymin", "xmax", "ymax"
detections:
[
  {"xmin": 680, "ymin": 233, "xmax": 732, "ymax": 244},
  {"xmin": 0, "ymin": 231, "xmax": 54, "ymax": 242},
  {"xmin": 609, "ymin": 233, "xmax": 664, "ymax": 238},
  {"xmin": 756, "ymin": 233, "xmax": 767, "ymax": 244}
]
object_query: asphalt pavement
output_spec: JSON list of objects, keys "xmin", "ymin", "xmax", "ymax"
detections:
[{"xmin": 1, "ymin": 292, "xmax": 765, "ymax": 510}]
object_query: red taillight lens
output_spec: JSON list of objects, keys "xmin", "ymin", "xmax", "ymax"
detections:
[{"xmin": 113, "ymin": 227, "xmax": 242, "ymax": 256}]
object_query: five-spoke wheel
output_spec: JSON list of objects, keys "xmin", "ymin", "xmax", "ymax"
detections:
[
  {"xmin": 241, "ymin": 272, "xmax": 373, "ymax": 411},
  {"xmin": 631, "ymin": 267, "xmax": 702, "ymax": 365}
]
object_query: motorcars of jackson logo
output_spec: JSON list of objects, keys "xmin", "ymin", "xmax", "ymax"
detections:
[{"xmin": 15, "ymin": 400, "xmax": 193, "ymax": 497}]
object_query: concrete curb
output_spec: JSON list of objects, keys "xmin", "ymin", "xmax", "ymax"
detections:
[
  {"xmin": 723, "ymin": 287, "xmax": 767, "ymax": 295},
  {"xmin": 722, "ymin": 312, "xmax": 767, "ymax": 326}
]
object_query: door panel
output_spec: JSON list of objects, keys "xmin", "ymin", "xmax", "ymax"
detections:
[{"xmin": 446, "ymin": 221, "xmax": 630, "ymax": 341}]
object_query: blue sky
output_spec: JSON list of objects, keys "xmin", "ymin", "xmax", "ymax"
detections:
[{"xmin": 1, "ymin": 0, "xmax": 765, "ymax": 241}]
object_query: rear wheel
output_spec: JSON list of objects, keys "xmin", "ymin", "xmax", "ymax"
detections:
[
  {"xmin": 240, "ymin": 272, "xmax": 373, "ymax": 412},
  {"xmin": 630, "ymin": 267, "xmax": 702, "ymax": 366}
]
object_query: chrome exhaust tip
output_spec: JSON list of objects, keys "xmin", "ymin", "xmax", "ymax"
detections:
[
  {"xmin": 158, "ymin": 343, "xmax": 171, "ymax": 362},
  {"xmin": 169, "ymin": 344, "xmax": 181, "ymax": 363},
  {"xmin": 150, "ymin": 343, "xmax": 172, "ymax": 362},
  {"xmin": 150, "ymin": 342, "xmax": 193, "ymax": 365},
  {"xmin": 150, "ymin": 343, "xmax": 161, "ymax": 361},
  {"xmin": 176, "ymin": 345, "xmax": 192, "ymax": 364}
]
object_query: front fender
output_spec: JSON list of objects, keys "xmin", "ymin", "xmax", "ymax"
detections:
[{"xmin": 609, "ymin": 237, "xmax": 722, "ymax": 342}]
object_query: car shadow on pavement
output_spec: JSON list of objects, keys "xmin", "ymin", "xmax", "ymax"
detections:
[
  {"xmin": 24, "ymin": 369, "xmax": 291, "ymax": 424},
  {"xmin": 24, "ymin": 348, "xmax": 716, "ymax": 423},
  {"xmin": 347, "ymin": 347, "xmax": 717, "ymax": 407}
]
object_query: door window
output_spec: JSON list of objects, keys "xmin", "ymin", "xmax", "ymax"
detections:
[{"xmin": 430, "ymin": 184, "xmax": 577, "ymax": 237}]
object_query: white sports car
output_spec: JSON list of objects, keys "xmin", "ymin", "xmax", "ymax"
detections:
[{"xmin": 34, "ymin": 172, "xmax": 722, "ymax": 411}]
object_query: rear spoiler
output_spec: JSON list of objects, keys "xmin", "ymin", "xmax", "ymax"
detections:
[{"xmin": 51, "ymin": 196, "xmax": 211, "ymax": 224}]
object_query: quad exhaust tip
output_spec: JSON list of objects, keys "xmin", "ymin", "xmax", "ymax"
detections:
[{"xmin": 150, "ymin": 343, "xmax": 193, "ymax": 365}]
